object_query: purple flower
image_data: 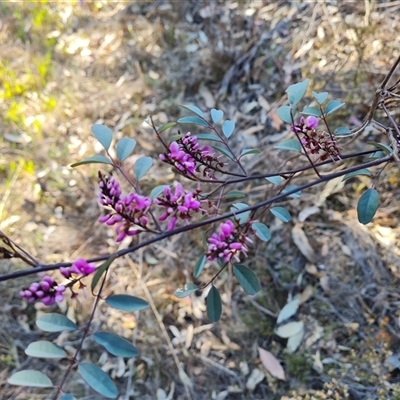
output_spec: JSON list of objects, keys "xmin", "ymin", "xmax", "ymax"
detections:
[
  {"xmin": 207, "ymin": 220, "xmax": 249, "ymax": 262},
  {"xmin": 20, "ymin": 275, "xmax": 66, "ymax": 306},
  {"xmin": 155, "ymin": 183, "xmax": 204, "ymax": 229},
  {"xmin": 306, "ymin": 116, "xmax": 318, "ymax": 129}
]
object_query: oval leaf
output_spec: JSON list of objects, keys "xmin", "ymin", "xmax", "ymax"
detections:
[
  {"xmin": 25, "ymin": 341, "xmax": 67, "ymax": 359},
  {"xmin": 252, "ymin": 222, "xmax": 271, "ymax": 242},
  {"xmin": 70, "ymin": 155, "xmax": 112, "ymax": 168},
  {"xmin": 258, "ymin": 348, "xmax": 286, "ymax": 381},
  {"xmin": 105, "ymin": 294, "xmax": 149, "ymax": 312},
  {"xmin": 225, "ymin": 190, "xmax": 246, "ymax": 200},
  {"xmin": 134, "ymin": 156, "xmax": 153, "ymax": 180},
  {"xmin": 286, "ymin": 79, "xmax": 309, "ymax": 106},
  {"xmin": 222, "ymin": 120, "xmax": 235, "ymax": 138},
  {"xmin": 158, "ymin": 122, "xmax": 177, "ymax": 133},
  {"xmin": 286, "ymin": 325, "xmax": 305, "ymax": 354},
  {"xmin": 276, "ymin": 299, "xmax": 300, "ymax": 324},
  {"xmin": 270, "ymin": 207, "xmax": 291, "ymax": 223},
  {"xmin": 325, "ymin": 100, "xmax": 345, "ymax": 115},
  {"xmin": 233, "ymin": 264, "xmax": 260, "ymax": 295},
  {"xmin": 207, "ymin": 286, "xmax": 222, "ymax": 322},
  {"xmin": 180, "ymin": 104, "xmax": 204, "ymax": 118},
  {"xmin": 195, "ymin": 133, "xmax": 222, "ymax": 142},
  {"xmin": 177, "ymin": 116, "xmax": 209, "ymax": 127},
  {"xmin": 276, "ymin": 105, "xmax": 292, "ymax": 124},
  {"xmin": 175, "ymin": 283, "xmax": 199, "ymax": 298},
  {"xmin": 240, "ymin": 148, "xmax": 261, "ymax": 157},
  {"xmin": 367, "ymin": 141, "xmax": 392, "ymax": 155},
  {"xmin": 266, "ymin": 175, "xmax": 282, "ymax": 185},
  {"xmin": 301, "ymin": 106, "xmax": 321, "ymax": 117},
  {"xmin": 212, "ymin": 144, "xmax": 234, "ymax": 160},
  {"xmin": 8, "ymin": 370, "xmax": 53, "ymax": 388},
  {"xmin": 116, "ymin": 137, "xmax": 136, "ymax": 162},
  {"xmin": 211, "ymin": 109, "xmax": 224, "ymax": 124},
  {"xmin": 36, "ymin": 313, "xmax": 77, "ymax": 332},
  {"xmin": 342, "ymin": 168, "xmax": 372, "ymax": 181},
  {"xmin": 91, "ymin": 124, "xmax": 113, "ymax": 150},
  {"xmin": 231, "ymin": 203, "xmax": 251, "ymax": 224},
  {"xmin": 60, "ymin": 395, "xmax": 76, "ymax": 400},
  {"xmin": 335, "ymin": 126, "xmax": 351, "ymax": 135},
  {"xmin": 94, "ymin": 331, "xmax": 139, "ymax": 358},
  {"xmin": 194, "ymin": 255, "xmax": 206, "ymax": 279},
  {"xmin": 357, "ymin": 188, "xmax": 379, "ymax": 224},
  {"xmin": 275, "ymin": 321, "xmax": 304, "ymax": 338},
  {"xmin": 312, "ymin": 91, "xmax": 329, "ymax": 105},
  {"xmin": 150, "ymin": 185, "xmax": 169, "ymax": 199},
  {"xmin": 91, "ymin": 256, "xmax": 115, "ymax": 292},
  {"xmin": 275, "ymin": 139, "xmax": 301, "ymax": 152},
  {"xmin": 78, "ymin": 362, "xmax": 118, "ymax": 399},
  {"xmin": 282, "ymin": 185, "xmax": 301, "ymax": 198}
]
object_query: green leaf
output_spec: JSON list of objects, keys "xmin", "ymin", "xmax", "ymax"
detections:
[
  {"xmin": 8, "ymin": 370, "xmax": 53, "ymax": 388},
  {"xmin": 116, "ymin": 137, "xmax": 136, "ymax": 162},
  {"xmin": 180, "ymin": 104, "xmax": 204, "ymax": 118},
  {"xmin": 312, "ymin": 91, "xmax": 329, "ymax": 105},
  {"xmin": 367, "ymin": 141, "xmax": 392, "ymax": 155},
  {"xmin": 231, "ymin": 203, "xmax": 251, "ymax": 224},
  {"xmin": 276, "ymin": 105, "xmax": 292, "ymax": 123},
  {"xmin": 366, "ymin": 150, "xmax": 385, "ymax": 160},
  {"xmin": 266, "ymin": 175, "xmax": 282, "ymax": 185},
  {"xmin": 325, "ymin": 100, "xmax": 345, "ymax": 115},
  {"xmin": 158, "ymin": 122, "xmax": 177, "ymax": 133},
  {"xmin": 342, "ymin": 168, "xmax": 372, "ymax": 181},
  {"xmin": 60, "ymin": 394, "xmax": 76, "ymax": 400},
  {"xmin": 286, "ymin": 79, "xmax": 309, "ymax": 106},
  {"xmin": 25, "ymin": 341, "xmax": 67, "ymax": 359},
  {"xmin": 134, "ymin": 156, "xmax": 153, "ymax": 180},
  {"xmin": 282, "ymin": 185, "xmax": 301, "ymax": 198},
  {"xmin": 150, "ymin": 185, "xmax": 169, "ymax": 199},
  {"xmin": 275, "ymin": 321, "xmax": 304, "ymax": 338},
  {"xmin": 177, "ymin": 116, "xmax": 209, "ymax": 127},
  {"xmin": 252, "ymin": 222, "xmax": 271, "ymax": 242},
  {"xmin": 91, "ymin": 257, "xmax": 115, "ymax": 292},
  {"xmin": 357, "ymin": 188, "xmax": 379, "ymax": 224},
  {"xmin": 70, "ymin": 155, "xmax": 112, "ymax": 168},
  {"xmin": 335, "ymin": 126, "xmax": 351, "ymax": 135},
  {"xmin": 195, "ymin": 133, "xmax": 222, "ymax": 142},
  {"xmin": 277, "ymin": 299, "xmax": 300, "ymax": 324},
  {"xmin": 93, "ymin": 331, "xmax": 139, "ymax": 358},
  {"xmin": 222, "ymin": 120, "xmax": 235, "ymax": 138},
  {"xmin": 211, "ymin": 109, "xmax": 224, "ymax": 124},
  {"xmin": 207, "ymin": 286, "xmax": 222, "ymax": 322},
  {"xmin": 225, "ymin": 190, "xmax": 246, "ymax": 200},
  {"xmin": 105, "ymin": 295, "xmax": 149, "ymax": 312},
  {"xmin": 78, "ymin": 362, "xmax": 118, "ymax": 399},
  {"xmin": 174, "ymin": 283, "xmax": 199, "ymax": 298},
  {"xmin": 240, "ymin": 148, "xmax": 261, "ymax": 157},
  {"xmin": 275, "ymin": 139, "xmax": 301, "ymax": 152},
  {"xmin": 301, "ymin": 107, "xmax": 321, "ymax": 117},
  {"xmin": 194, "ymin": 254, "xmax": 206, "ymax": 279},
  {"xmin": 36, "ymin": 314, "xmax": 77, "ymax": 332},
  {"xmin": 91, "ymin": 124, "xmax": 113, "ymax": 150},
  {"xmin": 233, "ymin": 264, "xmax": 260, "ymax": 295},
  {"xmin": 270, "ymin": 207, "xmax": 291, "ymax": 223},
  {"xmin": 212, "ymin": 145, "xmax": 234, "ymax": 160},
  {"xmin": 168, "ymin": 134, "xmax": 183, "ymax": 143}
]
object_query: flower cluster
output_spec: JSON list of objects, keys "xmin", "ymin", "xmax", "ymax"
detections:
[
  {"xmin": 292, "ymin": 116, "xmax": 340, "ymax": 161},
  {"xmin": 159, "ymin": 132, "xmax": 225, "ymax": 178},
  {"xmin": 154, "ymin": 183, "xmax": 204, "ymax": 230},
  {"xmin": 20, "ymin": 276, "xmax": 66, "ymax": 306},
  {"xmin": 98, "ymin": 173, "xmax": 152, "ymax": 242},
  {"xmin": 60, "ymin": 258, "xmax": 96, "ymax": 279},
  {"xmin": 207, "ymin": 220, "xmax": 250, "ymax": 262}
]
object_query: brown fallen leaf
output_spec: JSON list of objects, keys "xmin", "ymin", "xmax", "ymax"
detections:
[
  {"xmin": 258, "ymin": 347, "xmax": 286, "ymax": 381},
  {"xmin": 292, "ymin": 224, "xmax": 317, "ymax": 263}
]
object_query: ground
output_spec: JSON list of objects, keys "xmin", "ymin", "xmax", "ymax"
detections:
[{"xmin": 1, "ymin": 1, "xmax": 400, "ymax": 399}]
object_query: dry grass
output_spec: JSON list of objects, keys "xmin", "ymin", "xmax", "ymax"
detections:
[{"xmin": 1, "ymin": 1, "xmax": 400, "ymax": 399}]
